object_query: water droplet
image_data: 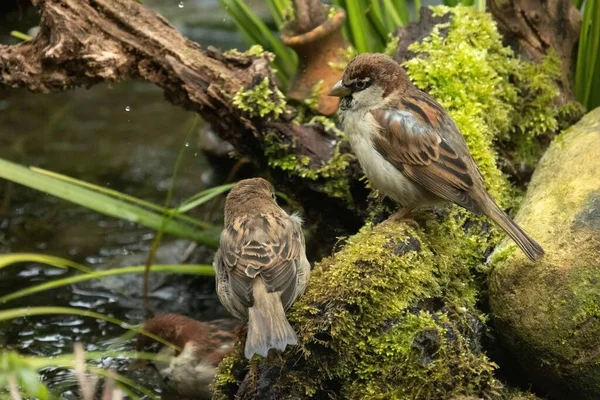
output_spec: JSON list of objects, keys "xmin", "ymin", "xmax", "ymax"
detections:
[
  {"xmin": 185, "ymin": 142, "xmax": 190, "ymax": 147},
  {"xmin": 125, "ymin": 106, "xmax": 130, "ymax": 111},
  {"xmin": 178, "ymin": 1, "xmax": 184, "ymax": 8}
]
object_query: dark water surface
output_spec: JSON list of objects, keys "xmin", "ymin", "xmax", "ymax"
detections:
[{"xmin": 0, "ymin": 0, "xmax": 260, "ymax": 396}]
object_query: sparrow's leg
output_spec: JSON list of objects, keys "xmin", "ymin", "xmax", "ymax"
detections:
[{"xmin": 389, "ymin": 206, "xmax": 419, "ymax": 229}]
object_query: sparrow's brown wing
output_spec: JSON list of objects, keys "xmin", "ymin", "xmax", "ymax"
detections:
[
  {"xmin": 371, "ymin": 93, "xmax": 482, "ymax": 213},
  {"xmin": 219, "ymin": 212, "xmax": 305, "ymax": 310}
]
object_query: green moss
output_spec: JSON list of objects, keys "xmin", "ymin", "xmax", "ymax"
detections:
[
  {"xmin": 211, "ymin": 343, "xmax": 245, "ymax": 400},
  {"xmin": 304, "ymin": 80, "xmax": 324, "ymax": 112},
  {"xmin": 224, "ymin": 44, "xmax": 267, "ymax": 58},
  {"xmin": 489, "ymin": 108, "xmax": 600, "ymax": 398},
  {"xmin": 329, "ymin": 46, "xmax": 358, "ymax": 71},
  {"xmin": 384, "ymin": 35, "xmax": 400, "ymax": 57},
  {"xmin": 215, "ymin": 212, "xmax": 504, "ymax": 399},
  {"xmin": 264, "ymin": 118, "xmax": 354, "ymax": 202},
  {"xmin": 233, "ymin": 77, "xmax": 286, "ymax": 119},
  {"xmin": 404, "ymin": 5, "xmax": 576, "ymax": 204}
]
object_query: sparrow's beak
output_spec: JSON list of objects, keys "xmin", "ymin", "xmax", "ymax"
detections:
[{"xmin": 328, "ymin": 80, "xmax": 351, "ymax": 97}]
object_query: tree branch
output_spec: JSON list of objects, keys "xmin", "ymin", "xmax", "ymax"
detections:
[{"xmin": 0, "ymin": 0, "xmax": 364, "ymax": 253}]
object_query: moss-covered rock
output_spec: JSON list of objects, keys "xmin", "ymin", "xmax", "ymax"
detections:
[
  {"xmin": 489, "ymin": 107, "xmax": 600, "ymax": 399},
  {"xmin": 214, "ymin": 217, "xmax": 507, "ymax": 399}
]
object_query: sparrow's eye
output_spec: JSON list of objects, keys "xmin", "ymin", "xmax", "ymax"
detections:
[{"xmin": 353, "ymin": 80, "xmax": 369, "ymax": 91}]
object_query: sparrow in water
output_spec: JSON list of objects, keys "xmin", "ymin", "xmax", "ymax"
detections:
[
  {"xmin": 133, "ymin": 313, "xmax": 239, "ymax": 399},
  {"xmin": 213, "ymin": 178, "xmax": 310, "ymax": 358},
  {"xmin": 328, "ymin": 53, "xmax": 544, "ymax": 261}
]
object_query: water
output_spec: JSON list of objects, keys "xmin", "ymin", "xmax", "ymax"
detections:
[{"xmin": 0, "ymin": 0, "xmax": 267, "ymax": 396}]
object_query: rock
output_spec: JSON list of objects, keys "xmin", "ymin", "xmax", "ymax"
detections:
[{"xmin": 489, "ymin": 107, "xmax": 600, "ymax": 399}]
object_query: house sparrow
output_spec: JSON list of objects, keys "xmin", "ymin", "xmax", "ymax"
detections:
[
  {"xmin": 213, "ymin": 177, "xmax": 310, "ymax": 359},
  {"xmin": 329, "ymin": 53, "xmax": 544, "ymax": 262},
  {"xmin": 133, "ymin": 313, "xmax": 239, "ymax": 399}
]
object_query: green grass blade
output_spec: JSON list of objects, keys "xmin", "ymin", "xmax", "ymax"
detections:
[
  {"xmin": 0, "ymin": 158, "xmax": 218, "ymax": 246},
  {"xmin": 346, "ymin": 0, "xmax": 372, "ymax": 53},
  {"xmin": 0, "ymin": 307, "xmax": 179, "ymax": 351},
  {"xmin": 365, "ymin": 0, "xmax": 392, "ymax": 42},
  {"xmin": 443, "ymin": 0, "xmax": 459, "ymax": 6},
  {"xmin": 177, "ymin": 183, "xmax": 235, "ymax": 213},
  {"xmin": 87, "ymin": 367, "xmax": 158, "ymax": 400},
  {"xmin": 0, "ymin": 264, "xmax": 214, "ymax": 303},
  {"xmin": 1, "ymin": 351, "xmax": 173, "ymax": 370},
  {"xmin": 415, "ymin": 0, "xmax": 422, "ymax": 19},
  {"xmin": 573, "ymin": 0, "xmax": 584, "ymax": 9},
  {"xmin": 10, "ymin": 31, "xmax": 32, "ymax": 41},
  {"xmin": 30, "ymin": 167, "xmax": 211, "ymax": 230},
  {"xmin": 383, "ymin": 0, "xmax": 409, "ymax": 26},
  {"xmin": 266, "ymin": 0, "xmax": 291, "ymax": 27},
  {"xmin": 0, "ymin": 254, "xmax": 92, "ymax": 273},
  {"xmin": 219, "ymin": 0, "xmax": 296, "ymax": 84},
  {"xmin": 575, "ymin": 0, "xmax": 600, "ymax": 108}
]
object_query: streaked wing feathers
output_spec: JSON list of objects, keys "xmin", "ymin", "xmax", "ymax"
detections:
[
  {"xmin": 372, "ymin": 95, "xmax": 481, "ymax": 213},
  {"xmin": 219, "ymin": 212, "xmax": 304, "ymax": 309}
]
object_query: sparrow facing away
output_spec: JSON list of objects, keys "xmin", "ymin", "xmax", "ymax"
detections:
[
  {"xmin": 328, "ymin": 53, "xmax": 544, "ymax": 262},
  {"xmin": 213, "ymin": 178, "xmax": 310, "ymax": 359},
  {"xmin": 133, "ymin": 313, "xmax": 240, "ymax": 399}
]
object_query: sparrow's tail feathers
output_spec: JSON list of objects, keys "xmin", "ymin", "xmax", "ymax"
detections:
[
  {"xmin": 486, "ymin": 201, "xmax": 545, "ymax": 262},
  {"xmin": 245, "ymin": 278, "xmax": 297, "ymax": 359}
]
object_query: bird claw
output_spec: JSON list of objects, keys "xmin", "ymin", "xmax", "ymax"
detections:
[{"xmin": 389, "ymin": 208, "xmax": 419, "ymax": 229}]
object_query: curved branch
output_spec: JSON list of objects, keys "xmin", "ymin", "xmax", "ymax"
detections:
[{"xmin": 0, "ymin": 0, "xmax": 364, "ymax": 251}]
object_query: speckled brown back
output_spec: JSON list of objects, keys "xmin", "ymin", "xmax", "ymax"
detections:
[{"xmin": 137, "ymin": 313, "xmax": 239, "ymax": 362}]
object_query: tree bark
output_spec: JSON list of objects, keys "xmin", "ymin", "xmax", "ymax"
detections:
[{"xmin": 488, "ymin": 0, "xmax": 581, "ymax": 104}]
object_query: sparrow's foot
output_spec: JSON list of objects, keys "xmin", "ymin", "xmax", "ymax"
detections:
[{"xmin": 389, "ymin": 208, "xmax": 419, "ymax": 229}]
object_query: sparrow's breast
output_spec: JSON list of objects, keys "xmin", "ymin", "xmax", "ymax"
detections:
[{"xmin": 342, "ymin": 109, "xmax": 429, "ymax": 206}]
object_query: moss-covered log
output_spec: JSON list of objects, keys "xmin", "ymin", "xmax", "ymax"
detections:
[{"xmin": 489, "ymin": 107, "xmax": 600, "ymax": 399}]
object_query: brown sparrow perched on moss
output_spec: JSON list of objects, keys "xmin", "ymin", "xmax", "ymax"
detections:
[
  {"xmin": 133, "ymin": 313, "xmax": 239, "ymax": 399},
  {"xmin": 213, "ymin": 178, "xmax": 310, "ymax": 358},
  {"xmin": 329, "ymin": 53, "xmax": 544, "ymax": 261}
]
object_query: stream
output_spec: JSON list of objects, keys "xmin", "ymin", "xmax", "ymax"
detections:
[{"xmin": 0, "ymin": 0, "xmax": 265, "ymax": 397}]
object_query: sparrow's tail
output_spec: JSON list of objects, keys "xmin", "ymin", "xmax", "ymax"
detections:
[
  {"xmin": 245, "ymin": 278, "xmax": 297, "ymax": 359},
  {"xmin": 485, "ymin": 200, "xmax": 545, "ymax": 262}
]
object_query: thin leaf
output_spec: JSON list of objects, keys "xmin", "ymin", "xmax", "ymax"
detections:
[
  {"xmin": 87, "ymin": 367, "xmax": 158, "ymax": 400},
  {"xmin": 219, "ymin": 0, "xmax": 296, "ymax": 85},
  {"xmin": 575, "ymin": 0, "xmax": 600, "ymax": 108},
  {"xmin": 177, "ymin": 183, "xmax": 235, "ymax": 213},
  {"xmin": 0, "ymin": 265, "xmax": 214, "ymax": 303},
  {"xmin": 346, "ymin": 0, "xmax": 372, "ymax": 53},
  {"xmin": 0, "ymin": 254, "xmax": 92, "ymax": 273},
  {"xmin": 0, "ymin": 307, "xmax": 179, "ymax": 351},
  {"xmin": 0, "ymin": 158, "xmax": 218, "ymax": 247},
  {"xmin": 144, "ymin": 116, "xmax": 199, "ymax": 315},
  {"xmin": 383, "ymin": 0, "xmax": 409, "ymax": 26},
  {"xmin": 10, "ymin": 31, "xmax": 32, "ymax": 41}
]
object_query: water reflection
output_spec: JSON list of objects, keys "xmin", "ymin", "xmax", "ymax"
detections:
[{"xmin": 0, "ymin": 0, "xmax": 253, "ymax": 396}]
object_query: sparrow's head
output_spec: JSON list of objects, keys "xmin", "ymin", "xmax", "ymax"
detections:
[
  {"xmin": 135, "ymin": 314, "xmax": 192, "ymax": 357},
  {"xmin": 328, "ymin": 53, "xmax": 409, "ymax": 109},
  {"xmin": 133, "ymin": 314, "xmax": 239, "ymax": 397},
  {"xmin": 224, "ymin": 177, "xmax": 279, "ymax": 222}
]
